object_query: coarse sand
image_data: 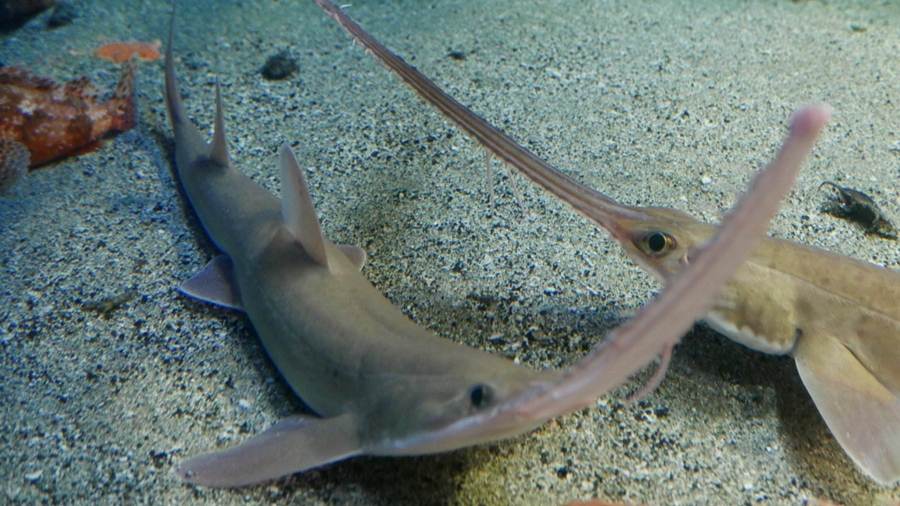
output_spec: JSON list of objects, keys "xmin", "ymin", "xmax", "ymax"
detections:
[{"xmin": 1, "ymin": 0, "xmax": 898, "ymax": 504}]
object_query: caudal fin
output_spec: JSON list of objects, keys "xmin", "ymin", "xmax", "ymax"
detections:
[
  {"xmin": 164, "ymin": 7, "xmax": 186, "ymax": 129},
  {"xmin": 163, "ymin": 6, "xmax": 207, "ymax": 158}
]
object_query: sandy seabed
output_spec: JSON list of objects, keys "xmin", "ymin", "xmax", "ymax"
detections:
[{"xmin": 1, "ymin": 0, "xmax": 898, "ymax": 504}]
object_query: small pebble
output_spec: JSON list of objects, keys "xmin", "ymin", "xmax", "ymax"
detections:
[
  {"xmin": 701, "ymin": 176, "xmax": 713, "ymax": 185},
  {"xmin": 24, "ymin": 470, "xmax": 42, "ymax": 483}
]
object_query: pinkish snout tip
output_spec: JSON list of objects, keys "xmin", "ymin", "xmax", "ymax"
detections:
[{"xmin": 790, "ymin": 104, "xmax": 832, "ymax": 136}]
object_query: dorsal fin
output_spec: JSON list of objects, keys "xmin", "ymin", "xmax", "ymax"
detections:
[
  {"xmin": 279, "ymin": 144, "xmax": 329, "ymax": 267},
  {"xmin": 338, "ymin": 244, "xmax": 367, "ymax": 270},
  {"xmin": 210, "ymin": 82, "xmax": 229, "ymax": 166}
]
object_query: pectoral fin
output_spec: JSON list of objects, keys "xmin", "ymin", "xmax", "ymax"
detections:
[
  {"xmin": 839, "ymin": 312, "xmax": 900, "ymax": 397},
  {"xmin": 793, "ymin": 333, "xmax": 900, "ymax": 485},
  {"xmin": 0, "ymin": 138, "xmax": 30, "ymax": 192},
  {"xmin": 178, "ymin": 255, "xmax": 242, "ymax": 310},
  {"xmin": 177, "ymin": 413, "xmax": 361, "ymax": 488}
]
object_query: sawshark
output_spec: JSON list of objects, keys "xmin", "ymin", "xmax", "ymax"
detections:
[
  {"xmin": 164, "ymin": 8, "xmax": 827, "ymax": 488},
  {"xmin": 313, "ymin": 0, "xmax": 900, "ymax": 485}
]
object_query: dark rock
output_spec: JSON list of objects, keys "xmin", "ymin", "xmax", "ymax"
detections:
[
  {"xmin": 0, "ymin": 0, "xmax": 55, "ymax": 30},
  {"xmin": 260, "ymin": 50, "xmax": 298, "ymax": 81}
]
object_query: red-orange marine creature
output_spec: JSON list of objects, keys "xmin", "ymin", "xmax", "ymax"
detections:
[
  {"xmin": 0, "ymin": 62, "xmax": 135, "ymax": 191},
  {"xmin": 95, "ymin": 40, "xmax": 161, "ymax": 63}
]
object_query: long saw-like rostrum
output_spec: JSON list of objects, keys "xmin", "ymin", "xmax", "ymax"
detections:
[
  {"xmin": 166, "ymin": 9, "xmax": 827, "ymax": 488},
  {"xmin": 312, "ymin": 0, "xmax": 899, "ymax": 485}
]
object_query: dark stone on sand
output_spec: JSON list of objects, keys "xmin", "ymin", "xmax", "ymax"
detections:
[
  {"xmin": 260, "ymin": 50, "xmax": 298, "ymax": 80},
  {"xmin": 0, "ymin": 0, "xmax": 55, "ymax": 30}
]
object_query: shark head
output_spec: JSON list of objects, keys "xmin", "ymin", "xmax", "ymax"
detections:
[
  {"xmin": 356, "ymin": 357, "xmax": 555, "ymax": 456},
  {"xmin": 603, "ymin": 206, "xmax": 719, "ymax": 282}
]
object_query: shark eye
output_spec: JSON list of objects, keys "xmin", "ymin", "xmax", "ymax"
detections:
[
  {"xmin": 468, "ymin": 383, "xmax": 493, "ymax": 409},
  {"xmin": 641, "ymin": 231, "xmax": 675, "ymax": 255}
]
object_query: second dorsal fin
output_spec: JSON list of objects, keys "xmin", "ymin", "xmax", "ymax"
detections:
[
  {"xmin": 279, "ymin": 144, "xmax": 329, "ymax": 267},
  {"xmin": 209, "ymin": 82, "xmax": 230, "ymax": 166}
]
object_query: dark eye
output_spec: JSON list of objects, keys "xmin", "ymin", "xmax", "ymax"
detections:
[
  {"xmin": 468, "ymin": 383, "xmax": 493, "ymax": 409},
  {"xmin": 648, "ymin": 233, "xmax": 666, "ymax": 251},
  {"xmin": 641, "ymin": 231, "xmax": 674, "ymax": 255}
]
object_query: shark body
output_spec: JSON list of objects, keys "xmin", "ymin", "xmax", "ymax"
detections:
[
  {"xmin": 164, "ymin": 23, "xmax": 557, "ymax": 488},
  {"xmin": 311, "ymin": 0, "xmax": 898, "ymax": 485},
  {"xmin": 163, "ymin": 8, "xmax": 826, "ymax": 488}
]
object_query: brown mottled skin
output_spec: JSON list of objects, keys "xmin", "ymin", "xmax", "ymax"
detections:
[{"xmin": 0, "ymin": 63, "xmax": 135, "ymax": 167}]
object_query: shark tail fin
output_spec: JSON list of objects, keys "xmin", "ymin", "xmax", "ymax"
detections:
[
  {"xmin": 164, "ymin": 6, "xmax": 187, "ymax": 130},
  {"xmin": 164, "ymin": 5, "xmax": 207, "ymax": 158},
  {"xmin": 177, "ymin": 413, "xmax": 362, "ymax": 488},
  {"xmin": 794, "ymin": 332, "xmax": 900, "ymax": 485},
  {"xmin": 279, "ymin": 144, "xmax": 330, "ymax": 267}
]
